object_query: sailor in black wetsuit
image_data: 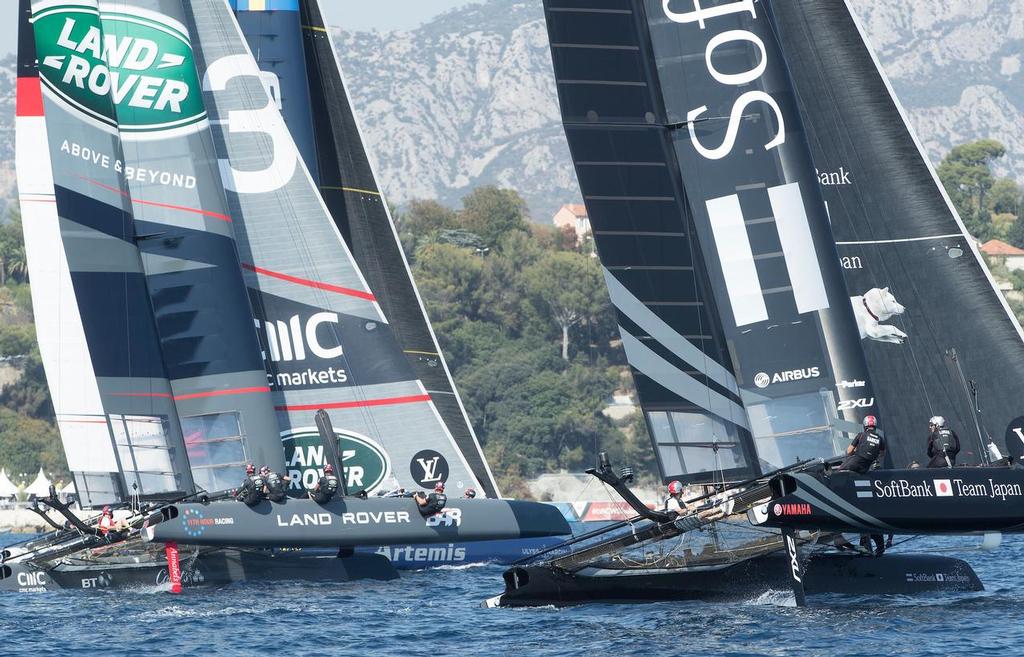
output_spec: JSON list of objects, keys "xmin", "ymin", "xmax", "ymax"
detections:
[
  {"xmin": 838, "ymin": 416, "xmax": 887, "ymax": 555},
  {"xmin": 263, "ymin": 466, "xmax": 289, "ymax": 502},
  {"xmin": 415, "ymin": 482, "xmax": 448, "ymax": 516},
  {"xmin": 927, "ymin": 416, "xmax": 961, "ymax": 468},
  {"xmin": 235, "ymin": 464, "xmax": 267, "ymax": 506},
  {"xmin": 309, "ymin": 463, "xmax": 340, "ymax": 504},
  {"xmin": 839, "ymin": 415, "xmax": 886, "ymax": 474}
]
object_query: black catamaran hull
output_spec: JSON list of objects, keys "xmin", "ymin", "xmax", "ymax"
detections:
[
  {"xmin": 0, "ymin": 548, "xmax": 396, "ymax": 592},
  {"xmin": 761, "ymin": 468, "xmax": 1024, "ymax": 535},
  {"xmin": 488, "ymin": 552, "xmax": 982, "ymax": 607}
]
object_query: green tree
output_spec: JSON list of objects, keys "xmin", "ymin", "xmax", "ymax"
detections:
[
  {"xmin": 989, "ymin": 178, "xmax": 1023, "ymax": 217},
  {"xmin": 458, "ymin": 186, "xmax": 529, "ymax": 246},
  {"xmin": 0, "ymin": 407, "xmax": 67, "ymax": 482},
  {"xmin": 1007, "ymin": 216, "xmax": 1024, "ymax": 250},
  {"xmin": 938, "ymin": 139, "xmax": 1006, "ymax": 238},
  {"xmin": 523, "ymin": 251, "xmax": 608, "ymax": 360}
]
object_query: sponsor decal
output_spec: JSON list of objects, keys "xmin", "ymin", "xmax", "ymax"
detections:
[
  {"xmin": 837, "ymin": 380, "xmax": 865, "ymax": 389},
  {"xmin": 753, "ymin": 367, "xmax": 820, "ymax": 388},
  {"xmin": 773, "ymin": 503, "xmax": 812, "ymax": 516},
  {"xmin": 707, "ymin": 185, "xmax": 829, "ymax": 326},
  {"xmin": 16, "ymin": 571, "xmax": 47, "ymax": 589},
  {"xmin": 837, "ymin": 397, "xmax": 874, "ymax": 411},
  {"xmin": 662, "ymin": 0, "xmax": 785, "ymax": 161},
  {"xmin": 839, "ymin": 256, "xmax": 863, "ymax": 270},
  {"xmin": 1005, "ymin": 417, "xmax": 1024, "ymax": 456},
  {"xmin": 375, "ymin": 544, "xmax": 467, "ymax": 563},
  {"xmin": 905, "ymin": 572, "xmax": 971, "ymax": 584},
  {"xmin": 181, "ymin": 507, "xmax": 206, "ymax": 538},
  {"xmin": 784, "ymin": 533, "xmax": 802, "ymax": 584},
  {"xmin": 853, "ymin": 287, "xmax": 907, "ymax": 345},
  {"xmin": 425, "ymin": 508, "xmax": 462, "ymax": 528},
  {"xmin": 81, "ymin": 572, "xmax": 113, "ymax": 589},
  {"xmin": 275, "ymin": 510, "xmax": 412, "ymax": 527},
  {"xmin": 281, "ymin": 428, "xmax": 391, "ymax": 494},
  {"xmin": 410, "ymin": 449, "xmax": 450, "ymax": 487},
  {"xmin": 156, "ymin": 565, "xmax": 205, "ymax": 586},
  {"xmin": 256, "ymin": 312, "xmax": 349, "ymax": 390},
  {"xmin": 32, "ymin": 3, "xmax": 206, "ymax": 138},
  {"xmin": 816, "ymin": 167, "xmax": 853, "ymax": 186},
  {"xmin": 868, "ymin": 477, "xmax": 1023, "ymax": 501}
]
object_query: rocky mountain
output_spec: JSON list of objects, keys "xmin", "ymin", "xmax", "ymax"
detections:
[
  {"xmin": 334, "ymin": 0, "xmax": 1024, "ymax": 221},
  {"xmin": 0, "ymin": 2, "xmax": 1020, "ymax": 222}
]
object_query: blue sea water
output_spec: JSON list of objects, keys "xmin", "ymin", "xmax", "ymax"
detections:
[{"xmin": 2, "ymin": 533, "xmax": 1023, "ymax": 657}]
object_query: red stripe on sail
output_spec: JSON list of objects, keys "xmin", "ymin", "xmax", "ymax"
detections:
[
  {"xmin": 276, "ymin": 394, "xmax": 432, "ymax": 412},
  {"xmin": 79, "ymin": 177, "xmax": 233, "ymax": 222},
  {"xmin": 17, "ymin": 78, "xmax": 43, "ymax": 117},
  {"xmin": 174, "ymin": 386, "xmax": 270, "ymax": 401},
  {"xmin": 241, "ymin": 262, "xmax": 376, "ymax": 301}
]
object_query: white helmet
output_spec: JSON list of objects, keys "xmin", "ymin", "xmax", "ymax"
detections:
[{"xmin": 929, "ymin": 415, "xmax": 946, "ymax": 428}]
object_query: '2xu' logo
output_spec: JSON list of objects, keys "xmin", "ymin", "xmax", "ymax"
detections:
[{"xmin": 32, "ymin": 3, "xmax": 206, "ymax": 138}]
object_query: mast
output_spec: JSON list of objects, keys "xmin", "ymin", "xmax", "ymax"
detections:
[
  {"xmin": 182, "ymin": 0, "xmax": 486, "ymax": 496},
  {"xmin": 768, "ymin": 0, "xmax": 1024, "ymax": 467},
  {"xmin": 542, "ymin": 0, "xmax": 878, "ymax": 482}
]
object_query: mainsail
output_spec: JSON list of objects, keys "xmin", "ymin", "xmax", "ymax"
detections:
[
  {"xmin": 769, "ymin": 0, "xmax": 1024, "ymax": 468},
  {"xmin": 543, "ymin": 0, "xmax": 877, "ymax": 483},
  {"xmin": 226, "ymin": 0, "xmax": 500, "ymax": 497},
  {"xmin": 182, "ymin": 0, "xmax": 486, "ymax": 495},
  {"xmin": 18, "ymin": 0, "xmax": 200, "ymax": 504}
]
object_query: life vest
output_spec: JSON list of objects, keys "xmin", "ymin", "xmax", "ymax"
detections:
[
  {"xmin": 420, "ymin": 492, "xmax": 448, "ymax": 516},
  {"xmin": 855, "ymin": 430, "xmax": 882, "ymax": 462},
  {"xmin": 266, "ymin": 472, "xmax": 286, "ymax": 502},
  {"xmin": 98, "ymin": 515, "xmax": 114, "ymax": 535},
  {"xmin": 312, "ymin": 475, "xmax": 339, "ymax": 503},
  {"xmin": 237, "ymin": 475, "xmax": 266, "ymax": 506}
]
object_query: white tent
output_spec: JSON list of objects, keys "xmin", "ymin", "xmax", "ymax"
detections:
[
  {"xmin": 23, "ymin": 468, "xmax": 52, "ymax": 498},
  {"xmin": 60, "ymin": 480, "xmax": 75, "ymax": 495},
  {"xmin": 0, "ymin": 469, "xmax": 17, "ymax": 498}
]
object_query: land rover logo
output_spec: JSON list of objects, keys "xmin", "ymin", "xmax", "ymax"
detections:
[
  {"xmin": 754, "ymin": 372, "xmax": 770, "ymax": 388},
  {"xmin": 281, "ymin": 428, "xmax": 391, "ymax": 494},
  {"xmin": 410, "ymin": 449, "xmax": 449, "ymax": 487},
  {"xmin": 32, "ymin": 3, "xmax": 206, "ymax": 138}
]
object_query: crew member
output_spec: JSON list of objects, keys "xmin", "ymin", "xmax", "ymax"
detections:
[
  {"xmin": 309, "ymin": 463, "xmax": 340, "ymax": 504},
  {"xmin": 235, "ymin": 464, "xmax": 267, "ymax": 507},
  {"xmin": 263, "ymin": 466, "xmax": 290, "ymax": 503},
  {"xmin": 415, "ymin": 482, "xmax": 448, "ymax": 516},
  {"xmin": 838, "ymin": 416, "xmax": 887, "ymax": 556},
  {"xmin": 664, "ymin": 480, "xmax": 689, "ymax": 515},
  {"xmin": 927, "ymin": 416, "xmax": 961, "ymax": 468},
  {"xmin": 97, "ymin": 505, "xmax": 126, "ymax": 540},
  {"xmin": 463, "ymin": 488, "xmax": 477, "ymax": 499},
  {"xmin": 839, "ymin": 415, "xmax": 886, "ymax": 474}
]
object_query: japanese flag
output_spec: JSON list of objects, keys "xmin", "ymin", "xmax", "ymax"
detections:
[{"xmin": 934, "ymin": 479, "xmax": 954, "ymax": 497}]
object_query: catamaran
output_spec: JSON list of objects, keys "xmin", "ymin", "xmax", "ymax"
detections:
[
  {"xmin": 487, "ymin": 0, "xmax": 1024, "ymax": 607},
  {"xmin": 1, "ymin": 0, "xmax": 568, "ymax": 593}
]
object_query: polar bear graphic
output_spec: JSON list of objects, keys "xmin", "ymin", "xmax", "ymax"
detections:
[{"xmin": 850, "ymin": 287, "xmax": 907, "ymax": 344}]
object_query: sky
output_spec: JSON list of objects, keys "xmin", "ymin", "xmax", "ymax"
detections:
[{"xmin": 0, "ymin": 0, "xmax": 479, "ymax": 58}]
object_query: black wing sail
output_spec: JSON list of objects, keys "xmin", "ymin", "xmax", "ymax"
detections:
[
  {"xmin": 544, "ymin": 0, "xmax": 878, "ymax": 482},
  {"xmin": 296, "ymin": 0, "xmax": 499, "ymax": 497},
  {"xmin": 770, "ymin": 0, "xmax": 1024, "ymax": 467}
]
